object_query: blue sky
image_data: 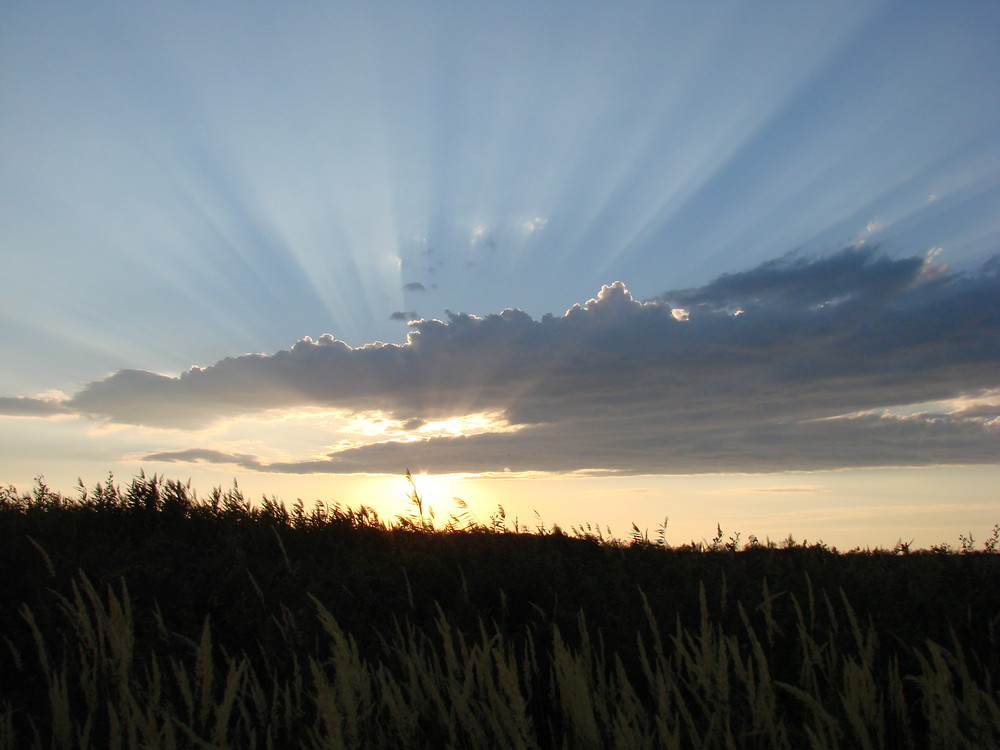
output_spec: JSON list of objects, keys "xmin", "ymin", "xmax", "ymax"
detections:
[{"xmin": 2, "ymin": 1, "xmax": 999, "ymax": 547}]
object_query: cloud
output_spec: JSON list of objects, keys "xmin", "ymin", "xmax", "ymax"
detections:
[
  {"xmin": 141, "ymin": 448, "xmax": 264, "ymax": 470},
  {"xmin": 390, "ymin": 310, "xmax": 420, "ymax": 322},
  {"xmin": 217, "ymin": 409, "xmax": 996, "ymax": 476},
  {"xmin": 661, "ymin": 245, "xmax": 934, "ymax": 311},
  {"xmin": 521, "ymin": 217, "xmax": 548, "ymax": 234},
  {"xmin": 12, "ymin": 247, "xmax": 1000, "ymax": 475},
  {"xmin": 0, "ymin": 396, "xmax": 73, "ymax": 418},
  {"xmin": 402, "ymin": 282, "xmax": 426, "ymax": 292},
  {"xmin": 471, "ymin": 225, "xmax": 496, "ymax": 249}
]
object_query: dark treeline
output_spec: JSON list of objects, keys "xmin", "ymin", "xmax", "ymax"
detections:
[{"xmin": 1, "ymin": 473, "xmax": 999, "ymax": 748}]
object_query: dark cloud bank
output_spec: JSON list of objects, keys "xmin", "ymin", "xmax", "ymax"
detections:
[{"xmin": 6, "ymin": 248, "xmax": 999, "ymax": 475}]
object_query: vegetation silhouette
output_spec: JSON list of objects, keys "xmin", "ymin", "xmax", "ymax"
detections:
[{"xmin": 1, "ymin": 472, "xmax": 998, "ymax": 748}]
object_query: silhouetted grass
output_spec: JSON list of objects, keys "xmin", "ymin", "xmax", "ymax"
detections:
[{"xmin": 1, "ymin": 472, "xmax": 998, "ymax": 747}]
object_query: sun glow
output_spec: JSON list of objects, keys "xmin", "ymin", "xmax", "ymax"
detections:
[
  {"xmin": 327, "ymin": 409, "xmax": 520, "ymax": 444},
  {"xmin": 400, "ymin": 471, "xmax": 493, "ymax": 527},
  {"xmin": 411, "ymin": 412, "xmax": 520, "ymax": 438}
]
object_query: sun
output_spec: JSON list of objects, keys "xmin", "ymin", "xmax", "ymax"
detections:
[{"xmin": 401, "ymin": 471, "xmax": 486, "ymax": 527}]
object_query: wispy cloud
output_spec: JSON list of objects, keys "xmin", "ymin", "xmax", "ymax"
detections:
[
  {"xmin": 141, "ymin": 448, "xmax": 264, "ymax": 470},
  {"xmin": 711, "ymin": 485, "xmax": 831, "ymax": 496},
  {"xmin": 5, "ymin": 247, "xmax": 998, "ymax": 476}
]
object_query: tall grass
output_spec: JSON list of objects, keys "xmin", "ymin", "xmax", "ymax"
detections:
[
  {"xmin": 5, "ymin": 572, "xmax": 999, "ymax": 748},
  {"xmin": 1, "ymin": 473, "xmax": 999, "ymax": 748}
]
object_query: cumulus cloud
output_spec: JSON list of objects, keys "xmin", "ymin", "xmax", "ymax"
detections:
[{"xmin": 10, "ymin": 247, "xmax": 1000, "ymax": 475}]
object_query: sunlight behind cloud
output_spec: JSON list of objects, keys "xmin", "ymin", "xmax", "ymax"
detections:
[
  {"xmin": 411, "ymin": 412, "xmax": 521, "ymax": 438},
  {"xmin": 11, "ymin": 250, "xmax": 995, "ymax": 479}
]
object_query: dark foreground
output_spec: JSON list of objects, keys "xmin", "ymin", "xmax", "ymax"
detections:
[{"xmin": 1, "ymin": 474, "xmax": 998, "ymax": 748}]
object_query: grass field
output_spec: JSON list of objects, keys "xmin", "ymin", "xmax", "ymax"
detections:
[{"xmin": 2, "ymin": 473, "xmax": 998, "ymax": 748}]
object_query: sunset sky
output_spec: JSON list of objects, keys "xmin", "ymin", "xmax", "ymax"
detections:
[{"xmin": 2, "ymin": 0, "xmax": 998, "ymax": 549}]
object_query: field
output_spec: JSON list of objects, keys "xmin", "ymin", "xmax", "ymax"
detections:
[{"xmin": 2, "ymin": 473, "xmax": 998, "ymax": 749}]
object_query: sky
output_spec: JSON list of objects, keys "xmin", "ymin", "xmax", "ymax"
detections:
[{"xmin": 2, "ymin": 0, "xmax": 999, "ymax": 549}]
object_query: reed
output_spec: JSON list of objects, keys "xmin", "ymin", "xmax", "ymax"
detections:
[
  {"xmin": 2, "ymin": 571, "xmax": 998, "ymax": 748},
  {"xmin": 1, "ymin": 474, "xmax": 998, "ymax": 748}
]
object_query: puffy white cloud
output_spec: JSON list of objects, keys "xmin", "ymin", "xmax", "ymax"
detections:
[{"xmin": 8, "ymin": 247, "xmax": 1000, "ymax": 475}]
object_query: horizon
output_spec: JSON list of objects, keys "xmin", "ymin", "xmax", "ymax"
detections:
[{"xmin": 2, "ymin": 1, "xmax": 999, "ymax": 551}]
